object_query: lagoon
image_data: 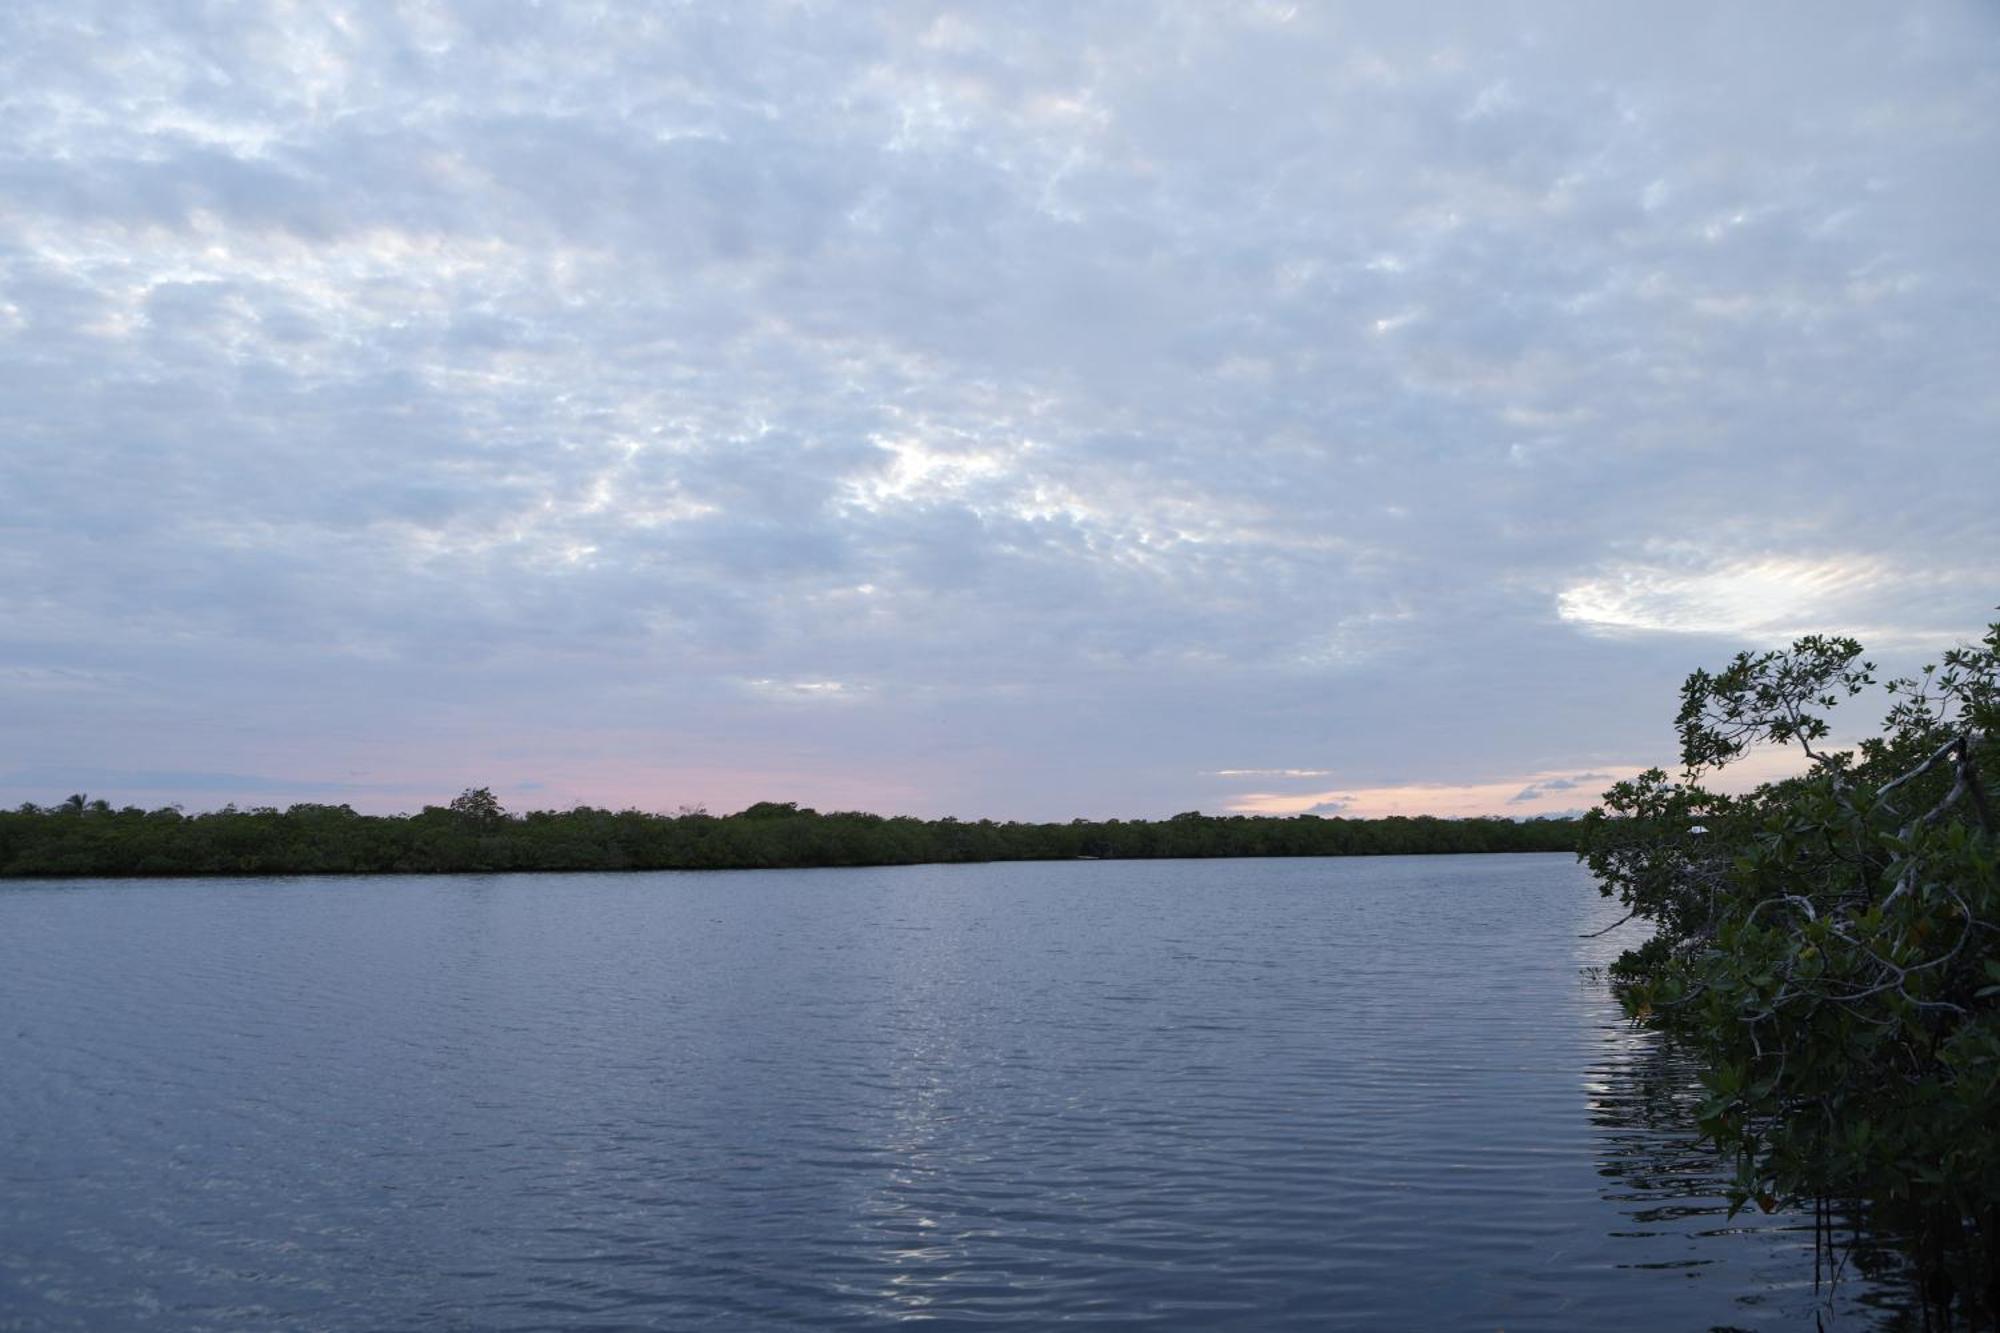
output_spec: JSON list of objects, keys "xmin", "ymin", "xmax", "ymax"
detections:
[{"xmin": 0, "ymin": 855, "xmax": 1907, "ymax": 1328}]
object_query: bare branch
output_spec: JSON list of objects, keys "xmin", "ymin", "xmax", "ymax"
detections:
[{"xmin": 1578, "ymin": 910, "xmax": 1638, "ymax": 938}]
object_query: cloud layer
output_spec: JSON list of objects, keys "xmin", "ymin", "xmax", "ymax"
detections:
[{"xmin": 2, "ymin": 2, "xmax": 1995, "ymax": 818}]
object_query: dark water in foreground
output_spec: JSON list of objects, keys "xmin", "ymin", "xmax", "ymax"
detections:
[{"xmin": 0, "ymin": 855, "xmax": 1911, "ymax": 1329}]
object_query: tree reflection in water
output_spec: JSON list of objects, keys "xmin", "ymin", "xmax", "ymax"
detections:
[{"xmin": 1583, "ymin": 976, "xmax": 1926, "ymax": 1331}]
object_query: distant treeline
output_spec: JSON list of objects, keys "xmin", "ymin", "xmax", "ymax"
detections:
[{"xmin": 0, "ymin": 790, "xmax": 1580, "ymax": 879}]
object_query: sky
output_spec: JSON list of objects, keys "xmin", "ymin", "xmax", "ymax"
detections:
[{"xmin": 1, "ymin": 1, "xmax": 1996, "ymax": 821}]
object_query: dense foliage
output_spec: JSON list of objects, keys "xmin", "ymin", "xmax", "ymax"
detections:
[
  {"xmin": 0, "ymin": 795, "xmax": 1578, "ymax": 878},
  {"xmin": 1582, "ymin": 623, "xmax": 2000, "ymax": 1322}
]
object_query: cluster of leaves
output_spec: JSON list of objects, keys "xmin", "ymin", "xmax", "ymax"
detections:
[
  {"xmin": 1581, "ymin": 624, "xmax": 2000, "ymax": 1321},
  {"xmin": 0, "ymin": 794, "xmax": 1580, "ymax": 878}
]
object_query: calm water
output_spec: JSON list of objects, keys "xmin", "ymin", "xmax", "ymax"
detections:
[{"xmin": 0, "ymin": 855, "xmax": 1911, "ymax": 1329}]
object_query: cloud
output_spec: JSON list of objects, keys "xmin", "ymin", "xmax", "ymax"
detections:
[
  {"xmin": 1208, "ymin": 769, "xmax": 1334, "ymax": 779},
  {"xmin": 1228, "ymin": 769, "xmax": 1651, "ymax": 819},
  {"xmin": 1558, "ymin": 551, "xmax": 1983, "ymax": 649},
  {"xmin": 1509, "ymin": 772, "xmax": 1614, "ymax": 804},
  {"xmin": 1302, "ymin": 797, "xmax": 1356, "ymax": 817},
  {"xmin": 742, "ymin": 678, "xmax": 868, "ymax": 702},
  {"xmin": 1, "ymin": 3, "xmax": 1996, "ymax": 818}
]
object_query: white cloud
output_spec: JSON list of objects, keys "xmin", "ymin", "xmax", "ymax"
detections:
[
  {"xmin": 1208, "ymin": 769, "xmax": 1333, "ymax": 779},
  {"xmin": 1557, "ymin": 550, "xmax": 1983, "ymax": 649}
]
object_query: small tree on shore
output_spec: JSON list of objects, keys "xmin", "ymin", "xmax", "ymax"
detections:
[{"xmin": 447, "ymin": 787, "xmax": 507, "ymax": 826}]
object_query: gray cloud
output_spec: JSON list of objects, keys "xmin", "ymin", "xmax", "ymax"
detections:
[
  {"xmin": 1509, "ymin": 772, "xmax": 1616, "ymax": 805},
  {"xmin": 1, "ymin": 2, "xmax": 1995, "ymax": 818}
]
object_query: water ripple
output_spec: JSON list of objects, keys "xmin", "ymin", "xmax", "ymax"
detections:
[{"xmin": 0, "ymin": 857, "xmax": 1912, "ymax": 1328}]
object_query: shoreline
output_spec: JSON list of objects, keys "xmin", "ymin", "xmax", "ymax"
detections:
[
  {"xmin": 0, "ymin": 844, "xmax": 1581, "ymax": 883},
  {"xmin": 1, "ymin": 800, "xmax": 1580, "ymax": 880}
]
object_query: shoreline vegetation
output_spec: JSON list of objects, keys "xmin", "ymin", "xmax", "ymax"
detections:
[
  {"xmin": 0, "ymin": 792, "xmax": 1578, "ymax": 879},
  {"xmin": 1581, "ymin": 620, "xmax": 1998, "ymax": 1324}
]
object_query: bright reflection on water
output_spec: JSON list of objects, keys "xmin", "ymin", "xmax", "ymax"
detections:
[{"xmin": 0, "ymin": 855, "xmax": 1913, "ymax": 1328}]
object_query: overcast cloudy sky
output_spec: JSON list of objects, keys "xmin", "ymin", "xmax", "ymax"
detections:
[{"xmin": 2, "ymin": 2, "xmax": 1995, "ymax": 820}]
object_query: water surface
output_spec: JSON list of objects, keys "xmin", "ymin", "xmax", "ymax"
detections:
[{"xmin": 0, "ymin": 855, "xmax": 1910, "ymax": 1328}]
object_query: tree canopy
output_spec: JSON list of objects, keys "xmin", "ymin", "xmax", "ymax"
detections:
[{"xmin": 0, "ymin": 796, "xmax": 1578, "ymax": 879}]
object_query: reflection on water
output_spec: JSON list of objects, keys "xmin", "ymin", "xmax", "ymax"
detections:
[
  {"xmin": 0, "ymin": 857, "xmax": 1926, "ymax": 1329},
  {"xmin": 1579, "ymin": 958, "xmax": 1919, "ymax": 1330}
]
